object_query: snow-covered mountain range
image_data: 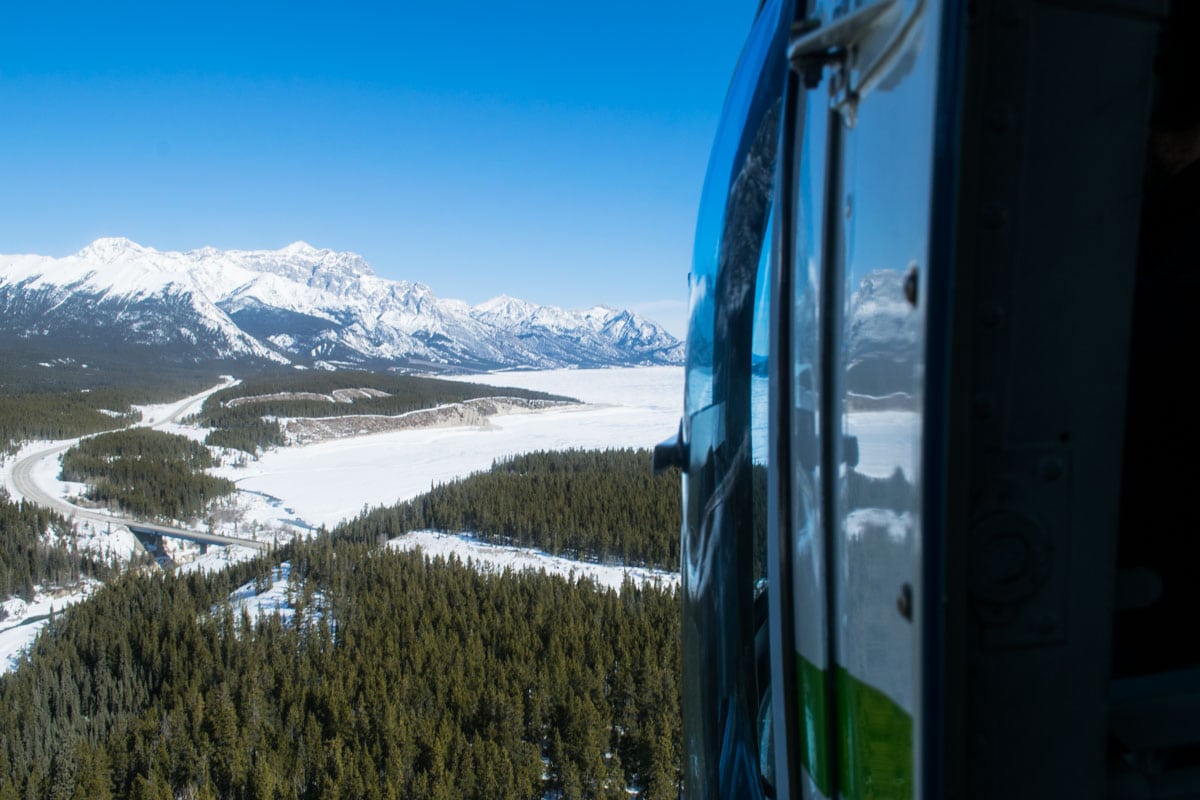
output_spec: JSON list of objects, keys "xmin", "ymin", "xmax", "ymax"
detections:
[{"xmin": 0, "ymin": 238, "xmax": 683, "ymax": 371}]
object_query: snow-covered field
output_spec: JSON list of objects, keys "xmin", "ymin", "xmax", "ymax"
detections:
[{"xmin": 389, "ymin": 531, "xmax": 680, "ymax": 593}]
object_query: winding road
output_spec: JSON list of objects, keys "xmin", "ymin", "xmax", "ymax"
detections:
[{"xmin": 6, "ymin": 378, "xmax": 267, "ymax": 552}]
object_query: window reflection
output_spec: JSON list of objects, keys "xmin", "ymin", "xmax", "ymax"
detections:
[
  {"xmin": 751, "ymin": 212, "xmax": 774, "ymax": 591},
  {"xmin": 750, "ymin": 208, "xmax": 775, "ymax": 788}
]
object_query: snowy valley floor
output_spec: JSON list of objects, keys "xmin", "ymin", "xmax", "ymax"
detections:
[
  {"xmin": 2, "ymin": 367, "xmax": 684, "ymax": 671},
  {"xmin": 213, "ymin": 366, "xmax": 684, "ymax": 530}
]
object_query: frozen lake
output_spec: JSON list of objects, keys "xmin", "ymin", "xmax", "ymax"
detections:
[{"xmin": 215, "ymin": 366, "xmax": 685, "ymax": 530}]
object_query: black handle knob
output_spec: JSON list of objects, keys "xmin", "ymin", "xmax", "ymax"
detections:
[{"xmin": 653, "ymin": 421, "xmax": 689, "ymax": 475}]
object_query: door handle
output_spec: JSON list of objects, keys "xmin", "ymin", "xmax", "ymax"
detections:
[{"xmin": 653, "ymin": 420, "xmax": 689, "ymax": 474}]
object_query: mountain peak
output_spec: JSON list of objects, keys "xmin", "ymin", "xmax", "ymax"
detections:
[
  {"xmin": 281, "ymin": 241, "xmax": 321, "ymax": 255},
  {"xmin": 75, "ymin": 237, "xmax": 152, "ymax": 262},
  {"xmin": 475, "ymin": 295, "xmax": 537, "ymax": 316}
]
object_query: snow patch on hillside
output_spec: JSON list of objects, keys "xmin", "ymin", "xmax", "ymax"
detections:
[
  {"xmin": 215, "ymin": 562, "xmax": 332, "ymax": 632},
  {"xmin": 177, "ymin": 545, "xmax": 271, "ymax": 576},
  {"xmin": 1, "ymin": 580, "xmax": 103, "ymax": 674},
  {"xmin": 389, "ymin": 532, "xmax": 679, "ymax": 593},
  {"xmin": 72, "ymin": 519, "xmax": 141, "ymax": 563}
]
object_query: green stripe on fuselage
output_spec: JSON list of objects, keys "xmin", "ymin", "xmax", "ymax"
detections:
[
  {"xmin": 797, "ymin": 654, "xmax": 833, "ymax": 793},
  {"xmin": 796, "ymin": 654, "xmax": 913, "ymax": 799}
]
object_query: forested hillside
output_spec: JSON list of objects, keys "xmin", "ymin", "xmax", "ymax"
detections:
[
  {"xmin": 0, "ymin": 348, "xmax": 218, "ymax": 399},
  {"xmin": 0, "ymin": 392, "xmax": 140, "ymax": 454},
  {"xmin": 3, "ymin": 438, "xmax": 684, "ymax": 798},
  {"xmin": 0, "ymin": 375, "xmax": 226, "ymax": 453},
  {"xmin": 196, "ymin": 370, "xmax": 575, "ymax": 454},
  {"xmin": 0, "ymin": 493, "xmax": 113, "ymax": 602},
  {"xmin": 0, "ymin": 539, "xmax": 681, "ymax": 799},
  {"xmin": 60, "ymin": 429, "xmax": 235, "ymax": 521},
  {"xmin": 339, "ymin": 449, "xmax": 682, "ymax": 570}
]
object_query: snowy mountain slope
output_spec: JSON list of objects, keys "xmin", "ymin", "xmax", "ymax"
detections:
[
  {"xmin": 0, "ymin": 241, "xmax": 286, "ymax": 363},
  {"xmin": 0, "ymin": 238, "xmax": 684, "ymax": 371}
]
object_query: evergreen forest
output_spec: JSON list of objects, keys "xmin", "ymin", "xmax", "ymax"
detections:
[
  {"xmin": 0, "ymin": 492, "xmax": 113, "ymax": 603},
  {"xmin": 3, "ymin": 429, "xmax": 685, "ymax": 799},
  {"xmin": 0, "ymin": 392, "xmax": 139, "ymax": 455},
  {"xmin": 0, "ymin": 376, "xmax": 228, "ymax": 454},
  {"xmin": 339, "ymin": 449, "xmax": 681, "ymax": 570},
  {"xmin": 0, "ymin": 335, "xmax": 227, "ymax": 398},
  {"xmin": 194, "ymin": 371, "xmax": 574, "ymax": 454},
  {"xmin": 60, "ymin": 429, "xmax": 235, "ymax": 522},
  {"xmin": 0, "ymin": 538, "xmax": 682, "ymax": 800}
]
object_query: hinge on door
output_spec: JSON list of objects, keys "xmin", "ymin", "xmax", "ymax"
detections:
[
  {"xmin": 790, "ymin": 17, "xmax": 846, "ymax": 90},
  {"xmin": 788, "ymin": 0, "xmax": 925, "ymax": 127},
  {"xmin": 789, "ymin": 17, "xmax": 850, "ymax": 91}
]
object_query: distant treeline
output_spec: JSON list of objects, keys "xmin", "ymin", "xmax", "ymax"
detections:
[
  {"xmin": 0, "ymin": 391, "xmax": 140, "ymax": 454},
  {"xmin": 0, "ymin": 492, "xmax": 114, "ymax": 602},
  {"xmin": 197, "ymin": 370, "xmax": 575, "ymax": 454},
  {"xmin": 0, "ymin": 344, "xmax": 220, "ymax": 397},
  {"xmin": 339, "ymin": 449, "xmax": 682, "ymax": 571},
  {"xmin": 0, "ymin": 538, "xmax": 682, "ymax": 800},
  {"xmin": 0, "ymin": 375, "xmax": 224, "ymax": 454},
  {"xmin": 61, "ymin": 429, "xmax": 235, "ymax": 522}
]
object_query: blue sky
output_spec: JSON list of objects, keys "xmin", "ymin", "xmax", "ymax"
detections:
[{"xmin": 0, "ymin": 2, "xmax": 758, "ymax": 337}]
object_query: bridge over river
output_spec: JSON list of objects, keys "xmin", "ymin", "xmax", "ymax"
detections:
[
  {"xmin": 125, "ymin": 523, "xmax": 268, "ymax": 562},
  {"xmin": 4, "ymin": 379, "xmax": 268, "ymax": 560}
]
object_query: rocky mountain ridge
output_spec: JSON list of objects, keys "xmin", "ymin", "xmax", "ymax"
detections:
[{"xmin": 0, "ymin": 238, "xmax": 683, "ymax": 372}]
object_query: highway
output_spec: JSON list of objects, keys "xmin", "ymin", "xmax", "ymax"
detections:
[{"xmin": 6, "ymin": 378, "xmax": 268, "ymax": 552}]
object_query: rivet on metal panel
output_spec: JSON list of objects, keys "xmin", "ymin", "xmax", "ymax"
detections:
[
  {"xmin": 904, "ymin": 263, "xmax": 919, "ymax": 307},
  {"xmin": 897, "ymin": 583, "xmax": 914, "ymax": 621}
]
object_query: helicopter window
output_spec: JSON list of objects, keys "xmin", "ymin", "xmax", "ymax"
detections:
[
  {"xmin": 750, "ymin": 207, "xmax": 775, "ymax": 788},
  {"xmin": 687, "ymin": 0, "xmax": 790, "ymax": 419},
  {"xmin": 751, "ymin": 210, "xmax": 773, "ymax": 592},
  {"xmin": 676, "ymin": 0, "xmax": 792, "ymax": 795}
]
